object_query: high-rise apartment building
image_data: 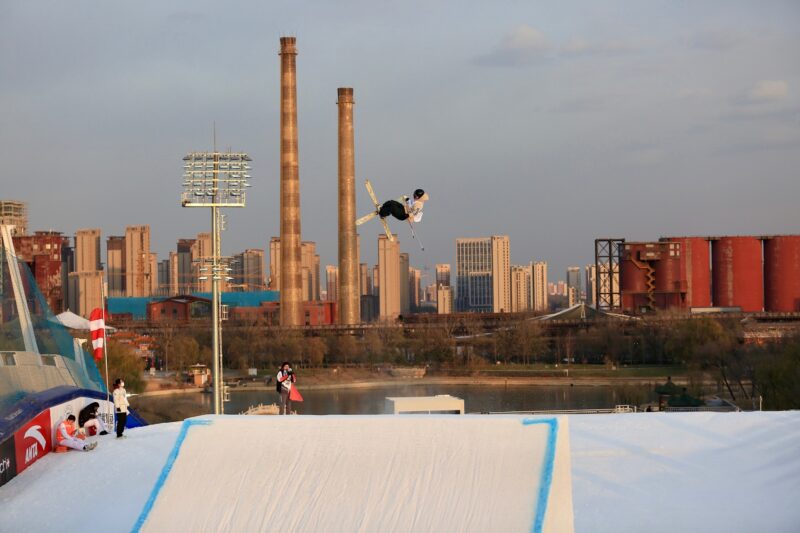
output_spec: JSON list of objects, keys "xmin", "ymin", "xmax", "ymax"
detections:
[
  {"xmin": 585, "ymin": 264, "xmax": 597, "ymax": 306},
  {"xmin": 74, "ymin": 229, "xmax": 101, "ymax": 273},
  {"xmin": 372, "ymin": 265, "xmax": 379, "ymax": 296},
  {"xmin": 492, "ymin": 236, "xmax": 511, "ymax": 312},
  {"xmin": 272, "ymin": 238, "xmax": 319, "ymax": 300},
  {"xmin": 409, "ymin": 267, "xmax": 421, "ymax": 310},
  {"xmin": 456, "ymin": 235, "xmax": 510, "ymax": 313},
  {"xmin": 149, "ymin": 253, "xmax": 158, "ymax": 295},
  {"xmin": 0, "ymin": 200, "xmax": 27, "ymax": 236},
  {"xmin": 232, "ymin": 249, "xmax": 266, "ymax": 291},
  {"xmin": 192, "ymin": 233, "xmax": 212, "ymax": 293},
  {"xmin": 70, "ymin": 228, "xmax": 104, "ymax": 316},
  {"xmin": 325, "ymin": 265, "xmax": 338, "ymax": 303},
  {"xmin": 378, "ymin": 235, "xmax": 400, "ymax": 321},
  {"xmin": 532, "ymin": 261, "xmax": 549, "ymax": 312},
  {"xmin": 557, "ymin": 280, "xmax": 568, "ymax": 296},
  {"xmin": 157, "ymin": 259, "xmax": 171, "ymax": 296},
  {"xmin": 435, "ymin": 264, "xmax": 451, "ymax": 288},
  {"xmin": 67, "ymin": 271, "xmax": 104, "ymax": 317},
  {"xmin": 301, "ymin": 241, "xmax": 320, "ymax": 301},
  {"xmin": 435, "ymin": 263, "xmax": 451, "ymax": 302},
  {"xmin": 510, "ymin": 264, "xmax": 532, "ymax": 312},
  {"xmin": 360, "ymin": 263, "xmax": 371, "ymax": 296},
  {"xmin": 566, "ymin": 266, "xmax": 582, "ymax": 304},
  {"xmin": 124, "ymin": 225, "xmax": 153, "ymax": 297},
  {"xmin": 175, "ymin": 239, "xmax": 196, "ymax": 294},
  {"xmin": 167, "ymin": 251, "xmax": 179, "ymax": 296},
  {"xmin": 437, "ymin": 285, "xmax": 453, "ymax": 314},
  {"xmin": 269, "ymin": 237, "xmax": 280, "ymax": 290},
  {"xmin": 107, "ymin": 236, "xmax": 126, "ymax": 297},
  {"xmin": 399, "ymin": 253, "xmax": 410, "ymax": 314}
]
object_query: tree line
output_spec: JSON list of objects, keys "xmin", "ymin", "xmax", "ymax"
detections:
[{"xmin": 106, "ymin": 315, "xmax": 800, "ymax": 409}]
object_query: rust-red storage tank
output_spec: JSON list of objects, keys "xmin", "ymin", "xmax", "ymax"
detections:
[
  {"xmin": 711, "ymin": 236, "xmax": 763, "ymax": 312},
  {"xmin": 663, "ymin": 237, "xmax": 711, "ymax": 308},
  {"xmin": 654, "ymin": 241, "xmax": 683, "ymax": 309},
  {"xmin": 764, "ymin": 235, "xmax": 800, "ymax": 312},
  {"xmin": 620, "ymin": 243, "xmax": 649, "ymax": 312}
]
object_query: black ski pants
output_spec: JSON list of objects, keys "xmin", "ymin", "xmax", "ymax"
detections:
[{"xmin": 379, "ymin": 200, "xmax": 408, "ymax": 221}]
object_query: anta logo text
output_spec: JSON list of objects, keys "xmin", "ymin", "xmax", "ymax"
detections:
[{"xmin": 23, "ymin": 426, "xmax": 46, "ymax": 463}]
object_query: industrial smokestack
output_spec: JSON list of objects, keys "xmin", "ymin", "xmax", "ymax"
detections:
[
  {"xmin": 337, "ymin": 88, "xmax": 360, "ymax": 324},
  {"xmin": 279, "ymin": 37, "xmax": 303, "ymax": 326}
]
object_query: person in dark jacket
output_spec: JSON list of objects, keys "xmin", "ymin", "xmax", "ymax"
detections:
[
  {"xmin": 276, "ymin": 362, "xmax": 296, "ymax": 415},
  {"xmin": 78, "ymin": 401, "xmax": 109, "ymax": 436}
]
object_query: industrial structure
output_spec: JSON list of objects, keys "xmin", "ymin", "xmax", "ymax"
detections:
[
  {"xmin": 337, "ymin": 87, "xmax": 360, "ymax": 324},
  {"xmin": 279, "ymin": 36, "xmax": 304, "ymax": 326},
  {"xmin": 596, "ymin": 235, "xmax": 800, "ymax": 314}
]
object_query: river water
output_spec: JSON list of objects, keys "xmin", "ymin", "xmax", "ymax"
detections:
[{"xmin": 134, "ymin": 384, "xmax": 648, "ymax": 420}]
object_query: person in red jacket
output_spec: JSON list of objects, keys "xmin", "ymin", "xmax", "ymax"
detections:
[{"xmin": 58, "ymin": 415, "xmax": 97, "ymax": 452}]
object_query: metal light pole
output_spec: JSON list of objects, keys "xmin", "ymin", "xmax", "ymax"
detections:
[{"xmin": 181, "ymin": 151, "xmax": 251, "ymax": 414}]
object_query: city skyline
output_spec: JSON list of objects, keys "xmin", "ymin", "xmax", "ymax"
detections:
[{"xmin": 3, "ymin": 3, "xmax": 797, "ymax": 279}]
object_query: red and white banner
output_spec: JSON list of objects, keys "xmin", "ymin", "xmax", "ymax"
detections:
[{"xmin": 89, "ymin": 308, "xmax": 106, "ymax": 361}]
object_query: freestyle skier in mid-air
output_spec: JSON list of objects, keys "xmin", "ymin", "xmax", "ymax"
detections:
[
  {"xmin": 357, "ymin": 180, "xmax": 429, "ymax": 249},
  {"xmin": 378, "ymin": 189, "xmax": 428, "ymax": 222}
]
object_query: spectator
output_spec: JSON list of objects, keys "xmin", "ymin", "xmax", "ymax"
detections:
[
  {"xmin": 79, "ymin": 401, "xmax": 109, "ymax": 436},
  {"xmin": 276, "ymin": 362, "xmax": 296, "ymax": 415},
  {"xmin": 57, "ymin": 415, "xmax": 97, "ymax": 451},
  {"xmin": 113, "ymin": 378, "xmax": 129, "ymax": 438}
]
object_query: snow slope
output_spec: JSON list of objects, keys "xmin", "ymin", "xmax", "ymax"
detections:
[
  {"xmin": 138, "ymin": 416, "xmax": 572, "ymax": 532},
  {"xmin": 1, "ymin": 411, "xmax": 799, "ymax": 533}
]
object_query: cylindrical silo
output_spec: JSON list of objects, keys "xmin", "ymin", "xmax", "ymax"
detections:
[
  {"xmin": 621, "ymin": 245, "xmax": 648, "ymax": 312},
  {"xmin": 654, "ymin": 242, "xmax": 682, "ymax": 309},
  {"xmin": 711, "ymin": 236, "xmax": 763, "ymax": 312},
  {"xmin": 664, "ymin": 237, "xmax": 711, "ymax": 309},
  {"xmin": 764, "ymin": 235, "xmax": 800, "ymax": 312}
]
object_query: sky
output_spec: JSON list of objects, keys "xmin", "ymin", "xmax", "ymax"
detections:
[{"xmin": 2, "ymin": 1, "xmax": 799, "ymax": 284}]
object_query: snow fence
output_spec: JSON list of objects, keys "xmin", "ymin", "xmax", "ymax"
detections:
[{"xmin": 134, "ymin": 415, "xmax": 574, "ymax": 533}]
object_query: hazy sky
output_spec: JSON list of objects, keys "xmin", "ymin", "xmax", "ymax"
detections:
[{"xmin": 2, "ymin": 1, "xmax": 798, "ymax": 283}]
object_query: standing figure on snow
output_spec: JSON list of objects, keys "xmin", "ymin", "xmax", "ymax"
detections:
[
  {"xmin": 378, "ymin": 189, "xmax": 429, "ymax": 222},
  {"xmin": 57, "ymin": 414, "xmax": 97, "ymax": 451},
  {"xmin": 276, "ymin": 362, "xmax": 296, "ymax": 415},
  {"xmin": 113, "ymin": 378, "xmax": 129, "ymax": 438}
]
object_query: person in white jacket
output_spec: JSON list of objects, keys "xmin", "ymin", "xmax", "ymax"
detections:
[{"xmin": 113, "ymin": 378, "xmax": 129, "ymax": 438}]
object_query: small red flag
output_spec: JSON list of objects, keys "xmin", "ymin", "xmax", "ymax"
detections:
[
  {"xmin": 289, "ymin": 386, "xmax": 304, "ymax": 403},
  {"xmin": 89, "ymin": 308, "xmax": 106, "ymax": 361}
]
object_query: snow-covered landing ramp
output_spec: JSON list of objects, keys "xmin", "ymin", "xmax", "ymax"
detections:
[{"xmin": 137, "ymin": 416, "xmax": 574, "ymax": 533}]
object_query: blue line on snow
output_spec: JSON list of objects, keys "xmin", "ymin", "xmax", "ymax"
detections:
[
  {"xmin": 521, "ymin": 417, "xmax": 559, "ymax": 533},
  {"xmin": 131, "ymin": 419, "xmax": 213, "ymax": 533}
]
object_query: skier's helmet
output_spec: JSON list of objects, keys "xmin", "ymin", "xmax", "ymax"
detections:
[{"xmin": 413, "ymin": 189, "xmax": 425, "ymax": 199}]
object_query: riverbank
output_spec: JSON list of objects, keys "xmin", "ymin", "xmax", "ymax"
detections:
[
  {"xmin": 135, "ymin": 375, "xmax": 696, "ymax": 397},
  {"xmin": 137, "ymin": 365, "xmax": 698, "ymax": 397},
  {"xmin": 232, "ymin": 375, "xmax": 698, "ymax": 393}
]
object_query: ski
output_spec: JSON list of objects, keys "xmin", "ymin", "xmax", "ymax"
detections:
[{"xmin": 364, "ymin": 180, "xmax": 394, "ymax": 241}]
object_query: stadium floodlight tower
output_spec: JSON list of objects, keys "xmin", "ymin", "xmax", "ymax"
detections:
[{"xmin": 181, "ymin": 151, "xmax": 252, "ymax": 415}]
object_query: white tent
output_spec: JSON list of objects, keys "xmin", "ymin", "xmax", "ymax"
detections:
[{"xmin": 54, "ymin": 310, "xmax": 116, "ymax": 332}]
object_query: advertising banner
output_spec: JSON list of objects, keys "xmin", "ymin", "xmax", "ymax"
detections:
[
  {"xmin": 13, "ymin": 410, "xmax": 52, "ymax": 475},
  {"xmin": 0, "ymin": 436, "xmax": 17, "ymax": 487}
]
